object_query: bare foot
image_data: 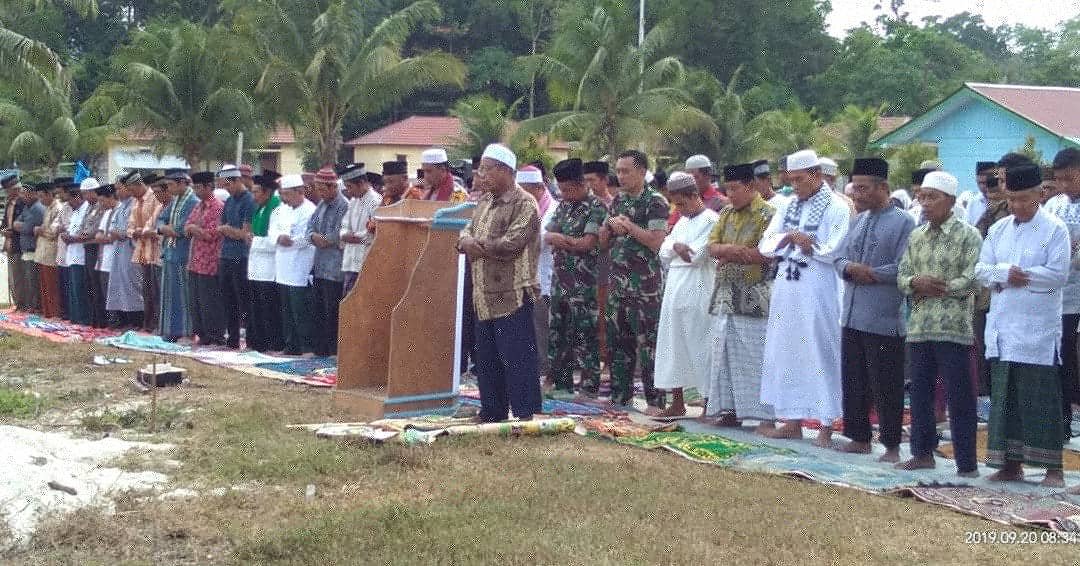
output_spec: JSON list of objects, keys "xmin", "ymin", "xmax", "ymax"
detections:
[
  {"xmin": 645, "ymin": 403, "xmax": 686, "ymax": 418},
  {"xmin": 711, "ymin": 413, "xmax": 741, "ymax": 427},
  {"xmin": 987, "ymin": 468, "xmax": 1024, "ymax": 482},
  {"xmin": 762, "ymin": 422, "xmax": 803, "ymax": 439},
  {"xmin": 878, "ymin": 448, "xmax": 901, "ymax": 463},
  {"xmin": 895, "ymin": 456, "xmax": 936, "ymax": 470},
  {"xmin": 838, "ymin": 441, "xmax": 872, "ymax": 454},
  {"xmin": 813, "ymin": 428, "xmax": 834, "ymax": 448},
  {"xmin": 1041, "ymin": 471, "xmax": 1065, "ymax": 488}
]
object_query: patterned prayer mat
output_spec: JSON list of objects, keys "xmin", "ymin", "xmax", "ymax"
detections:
[
  {"xmin": 577, "ymin": 416, "xmax": 680, "ymax": 438},
  {"xmin": 292, "ymin": 416, "xmax": 578, "ymax": 445},
  {"xmin": 615, "ymin": 432, "xmax": 755, "ymax": 465},
  {"xmin": 458, "ymin": 393, "xmax": 611, "ymax": 416},
  {"xmin": 890, "ymin": 484, "xmax": 1080, "ymax": 534},
  {"xmin": 0, "ymin": 310, "xmax": 121, "ymax": 343},
  {"xmin": 937, "ymin": 430, "xmax": 1080, "ymax": 471},
  {"xmin": 254, "ymin": 357, "xmax": 337, "ymax": 376}
]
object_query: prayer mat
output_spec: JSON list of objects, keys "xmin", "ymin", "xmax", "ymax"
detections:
[
  {"xmin": 615, "ymin": 432, "xmax": 755, "ymax": 465},
  {"xmin": 938, "ymin": 430, "xmax": 1080, "ymax": 471},
  {"xmin": 291, "ymin": 416, "xmax": 577, "ymax": 446},
  {"xmin": 576, "ymin": 416, "xmax": 680, "ymax": 439},
  {"xmin": 254, "ymin": 357, "xmax": 337, "ymax": 376},
  {"xmin": 890, "ymin": 484, "xmax": 1080, "ymax": 534},
  {"xmin": 97, "ymin": 330, "xmax": 191, "ymax": 353},
  {"xmin": 0, "ymin": 310, "xmax": 121, "ymax": 343},
  {"xmin": 458, "ymin": 394, "xmax": 610, "ymax": 416}
]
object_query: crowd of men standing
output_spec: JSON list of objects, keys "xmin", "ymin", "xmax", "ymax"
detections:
[{"xmin": 4, "ymin": 141, "xmax": 1080, "ymax": 489}]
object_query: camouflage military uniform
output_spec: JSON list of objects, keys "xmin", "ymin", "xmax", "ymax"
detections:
[
  {"xmin": 546, "ymin": 195, "xmax": 609, "ymax": 393},
  {"xmin": 606, "ymin": 188, "xmax": 669, "ymax": 406}
]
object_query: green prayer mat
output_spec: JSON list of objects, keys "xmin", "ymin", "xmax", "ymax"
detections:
[{"xmin": 615, "ymin": 432, "xmax": 754, "ymax": 465}]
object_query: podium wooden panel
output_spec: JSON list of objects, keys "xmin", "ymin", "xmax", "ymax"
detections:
[{"xmin": 334, "ymin": 199, "xmax": 473, "ymax": 420}]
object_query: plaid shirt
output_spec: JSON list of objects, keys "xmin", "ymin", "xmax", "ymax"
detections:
[
  {"xmin": 184, "ymin": 196, "xmax": 225, "ymax": 276},
  {"xmin": 463, "ymin": 186, "xmax": 540, "ymax": 321}
]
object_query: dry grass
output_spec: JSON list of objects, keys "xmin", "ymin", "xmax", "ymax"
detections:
[{"xmin": 1, "ymin": 333, "xmax": 1078, "ymax": 565}]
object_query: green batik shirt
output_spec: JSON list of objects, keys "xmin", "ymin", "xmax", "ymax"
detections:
[
  {"xmin": 897, "ymin": 214, "xmax": 983, "ymax": 345},
  {"xmin": 547, "ymin": 194, "xmax": 609, "ymax": 301},
  {"xmin": 608, "ymin": 187, "xmax": 669, "ymax": 297}
]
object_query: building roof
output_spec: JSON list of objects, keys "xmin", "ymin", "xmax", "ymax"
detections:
[
  {"xmin": 873, "ymin": 82, "xmax": 1080, "ymax": 148},
  {"xmin": 112, "ymin": 125, "xmax": 296, "ymax": 146},
  {"xmin": 344, "ymin": 115, "xmax": 571, "ymax": 150}
]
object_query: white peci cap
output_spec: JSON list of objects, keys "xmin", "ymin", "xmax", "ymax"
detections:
[
  {"xmin": 786, "ymin": 149, "xmax": 820, "ymax": 171},
  {"xmin": 921, "ymin": 171, "xmax": 959, "ymax": 197}
]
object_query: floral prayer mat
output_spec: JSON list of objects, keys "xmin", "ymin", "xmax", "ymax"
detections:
[
  {"xmin": 254, "ymin": 356, "xmax": 337, "ymax": 376},
  {"xmin": 0, "ymin": 310, "xmax": 121, "ymax": 343},
  {"xmin": 890, "ymin": 483, "xmax": 1080, "ymax": 534},
  {"xmin": 614, "ymin": 432, "xmax": 756, "ymax": 465}
]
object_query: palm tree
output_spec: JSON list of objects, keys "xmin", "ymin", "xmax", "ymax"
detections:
[
  {"xmin": 515, "ymin": 0, "xmax": 713, "ymax": 161},
  {"xmin": 750, "ymin": 105, "xmax": 837, "ymax": 158},
  {"xmin": 0, "ymin": 85, "xmax": 113, "ymax": 178},
  {"xmin": 835, "ymin": 103, "xmax": 888, "ymax": 171},
  {"xmin": 0, "ymin": 0, "xmax": 96, "ymax": 99},
  {"xmin": 667, "ymin": 67, "xmax": 765, "ymax": 166},
  {"xmin": 228, "ymin": 0, "xmax": 466, "ymax": 165},
  {"xmin": 106, "ymin": 21, "xmax": 261, "ymax": 168},
  {"xmin": 449, "ymin": 94, "xmax": 521, "ymax": 159}
]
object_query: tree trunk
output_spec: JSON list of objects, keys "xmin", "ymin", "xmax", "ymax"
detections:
[{"xmin": 529, "ymin": 37, "xmax": 538, "ymax": 118}]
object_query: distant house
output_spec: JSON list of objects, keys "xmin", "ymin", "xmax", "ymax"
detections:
[
  {"xmin": 104, "ymin": 125, "xmax": 305, "ymax": 181},
  {"xmin": 872, "ymin": 82, "xmax": 1080, "ymax": 191},
  {"xmin": 344, "ymin": 116, "xmax": 571, "ymax": 173}
]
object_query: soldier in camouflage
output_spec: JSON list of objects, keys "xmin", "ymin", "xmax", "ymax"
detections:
[
  {"xmin": 544, "ymin": 159, "xmax": 609, "ymax": 396},
  {"xmin": 599, "ymin": 150, "xmax": 670, "ymax": 407}
]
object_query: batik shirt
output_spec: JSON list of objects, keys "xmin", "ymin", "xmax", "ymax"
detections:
[
  {"xmin": 461, "ymin": 187, "xmax": 540, "ymax": 321},
  {"xmin": 546, "ymin": 194, "xmax": 608, "ymax": 301},
  {"xmin": 707, "ymin": 194, "xmax": 776, "ymax": 317},
  {"xmin": 607, "ymin": 188, "xmax": 669, "ymax": 297}
]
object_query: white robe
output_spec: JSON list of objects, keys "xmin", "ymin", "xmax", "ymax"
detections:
[
  {"xmin": 654, "ymin": 209, "xmax": 719, "ymax": 390},
  {"xmin": 975, "ymin": 207, "xmax": 1070, "ymax": 366},
  {"xmin": 339, "ymin": 190, "xmax": 382, "ymax": 274},
  {"xmin": 758, "ymin": 187, "xmax": 850, "ymax": 422},
  {"xmin": 270, "ymin": 199, "xmax": 317, "ymax": 288}
]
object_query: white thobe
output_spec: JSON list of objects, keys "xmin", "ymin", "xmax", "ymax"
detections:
[
  {"xmin": 975, "ymin": 208, "xmax": 1070, "ymax": 366},
  {"xmin": 96, "ymin": 210, "xmax": 116, "ymax": 273},
  {"xmin": 537, "ymin": 201, "xmax": 558, "ymax": 296},
  {"xmin": 64, "ymin": 201, "xmax": 89, "ymax": 266},
  {"xmin": 758, "ymin": 187, "xmax": 851, "ymax": 422},
  {"xmin": 965, "ymin": 193, "xmax": 988, "ymax": 226},
  {"xmin": 654, "ymin": 209, "xmax": 719, "ymax": 390},
  {"xmin": 270, "ymin": 199, "xmax": 317, "ymax": 287},
  {"xmin": 339, "ymin": 190, "xmax": 381, "ymax": 274},
  {"xmin": 248, "ymin": 225, "xmax": 277, "ymax": 283},
  {"xmin": 1045, "ymin": 196, "xmax": 1080, "ymax": 315}
]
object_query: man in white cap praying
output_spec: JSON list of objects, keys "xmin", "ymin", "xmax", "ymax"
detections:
[
  {"xmin": 757, "ymin": 149, "xmax": 851, "ymax": 444},
  {"xmin": 669, "ymin": 154, "xmax": 728, "ymax": 229},
  {"xmin": 458, "ymin": 143, "xmax": 542, "ymax": 422},
  {"xmin": 517, "ymin": 165, "xmax": 558, "ymax": 382},
  {"xmin": 420, "ymin": 148, "xmax": 468, "ymax": 203}
]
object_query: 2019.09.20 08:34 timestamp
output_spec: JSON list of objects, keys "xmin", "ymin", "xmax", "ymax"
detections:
[{"xmin": 965, "ymin": 530, "xmax": 1080, "ymax": 545}]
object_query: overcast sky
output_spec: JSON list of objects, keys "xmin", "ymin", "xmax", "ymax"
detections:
[{"xmin": 825, "ymin": 0, "xmax": 1080, "ymax": 37}]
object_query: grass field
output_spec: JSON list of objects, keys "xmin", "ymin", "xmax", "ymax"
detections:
[{"xmin": 0, "ymin": 333, "xmax": 1076, "ymax": 565}]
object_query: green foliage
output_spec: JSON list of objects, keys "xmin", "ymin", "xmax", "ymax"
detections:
[
  {"xmin": 835, "ymin": 104, "xmax": 889, "ymax": 173},
  {"xmin": 448, "ymin": 94, "xmax": 518, "ymax": 160},
  {"xmin": 0, "ymin": 387, "xmax": 46, "ymax": 417},
  {"xmin": 1014, "ymin": 135, "xmax": 1045, "ymax": 165},
  {"xmin": 886, "ymin": 143, "xmax": 938, "ymax": 188}
]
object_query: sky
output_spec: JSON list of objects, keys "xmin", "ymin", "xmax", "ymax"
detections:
[{"xmin": 825, "ymin": 0, "xmax": 1080, "ymax": 38}]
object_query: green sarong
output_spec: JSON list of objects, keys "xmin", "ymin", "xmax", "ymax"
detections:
[{"xmin": 986, "ymin": 360, "xmax": 1063, "ymax": 470}]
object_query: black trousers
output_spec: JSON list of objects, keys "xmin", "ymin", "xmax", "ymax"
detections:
[
  {"xmin": 141, "ymin": 263, "xmax": 160, "ymax": 332},
  {"xmin": 248, "ymin": 280, "xmax": 284, "ymax": 352},
  {"xmin": 84, "ymin": 245, "xmax": 108, "ymax": 328},
  {"xmin": 188, "ymin": 272, "xmax": 226, "ymax": 345},
  {"xmin": 841, "ymin": 328, "xmax": 906, "ymax": 448},
  {"xmin": 1061, "ymin": 314, "xmax": 1079, "ymax": 438},
  {"xmin": 311, "ymin": 277, "xmax": 343, "ymax": 356},
  {"xmin": 473, "ymin": 296, "xmax": 542, "ymax": 422},
  {"xmin": 218, "ymin": 257, "xmax": 251, "ymax": 348},
  {"xmin": 459, "ymin": 259, "xmax": 476, "ymax": 374},
  {"xmin": 973, "ymin": 308, "xmax": 991, "ymax": 395}
]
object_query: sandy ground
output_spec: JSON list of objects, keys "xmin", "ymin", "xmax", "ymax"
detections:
[{"xmin": 0, "ymin": 425, "xmax": 173, "ymax": 550}]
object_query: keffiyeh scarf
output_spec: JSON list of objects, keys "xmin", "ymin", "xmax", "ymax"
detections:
[{"xmin": 782, "ymin": 183, "xmax": 832, "ymax": 232}]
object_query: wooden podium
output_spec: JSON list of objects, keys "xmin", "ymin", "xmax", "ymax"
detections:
[{"xmin": 333, "ymin": 199, "xmax": 474, "ymax": 420}]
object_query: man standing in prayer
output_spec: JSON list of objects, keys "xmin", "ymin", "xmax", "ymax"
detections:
[
  {"xmin": 184, "ymin": 172, "xmax": 227, "ymax": 346},
  {"xmin": 246, "ymin": 172, "xmax": 284, "ymax": 353},
  {"xmin": 651, "ymin": 172, "xmax": 719, "ymax": 417},
  {"xmin": 758, "ymin": 149, "xmax": 851, "ymax": 444},
  {"xmin": 518, "ymin": 165, "xmax": 558, "ymax": 382},
  {"xmin": 965, "ymin": 162, "xmax": 999, "ymax": 226},
  {"xmin": 970, "ymin": 160, "xmax": 1014, "ymax": 394},
  {"xmin": 2, "ymin": 172, "xmax": 27, "ymax": 310},
  {"xmin": 976, "ymin": 164, "xmax": 1070, "ymax": 487},
  {"xmin": 380, "ymin": 161, "xmax": 420, "ymax": 206},
  {"xmin": 584, "ymin": 161, "xmax": 613, "ymax": 209},
  {"xmin": 51, "ymin": 180, "xmax": 72, "ymax": 320},
  {"xmin": 338, "ymin": 164, "xmax": 380, "ymax": 296},
  {"xmin": 545, "ymin": 158, "xmax": 608, "ymax": 398},
  {"xmin": 32, "ymin": 184, "xmax": 62, "ymax": 318},
  {"xmin": 458, "ymin": 143, "xmax": 542, "ymax": 422},
  {"xmin": 308, "ymin": 166, "xmax": 349, "ymax": 356},
  {"xmin": 896, "ymin": 171, "xmax": 983, "ymax": 476},
  {"xmin": 215, "ymin": 165, "xmax": 255, "ymax": 349},
  {"xmin": 107, "ymin": 174, "xmax": 145, "ymax": 328},
  {"xmin": 157, "ymin": 171, "xmax": 198, "ymax": 341},
  {"xmin": 705, "ymin": 163, "xmax": 777, "ymax": 431},
  {"xmin": 129, "ymin": 172, "xmax": 163, "ymax": 331},
  {"xmin": 1048, "ymin": 147, "xmax": 1080, "ymax": 441},
  {"xmin": 420, "ymin": 148, "xmax": 468, "ymax": 203},
  {"xmin": 13, "ymin": 183, "xmax": 44, "ymax": 313},
  {"xmin": 583, "ymin": 159, "xmax": 613, "ymax": 363},
  {"xmin": 668, "ymin": 155, "xmax": 727, "ymax": 230},
  {"xmin": 93, "ymin": 184, "xmax": 119, "ymax": 327},
  {"xmin": 751, "ymin": 159, "xmax": 785, "ymax": 208},
  {"xmin": 599, "ymin": 150, "xmax": 669, "ymax": 408},
  {"xmin": 60, "ymin": 180, "xmax": 91, "ymax": 325},
  {"xmin": 79, "ymin": 178, "xmax": 108, "ymax": 328},
  {"xmin": 834, "ymin": 158, "xmax": 915, "ymax": 462},
  {"xmin": 271, "ymin": 174, "xmax": 317, "ymax": 356}
]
